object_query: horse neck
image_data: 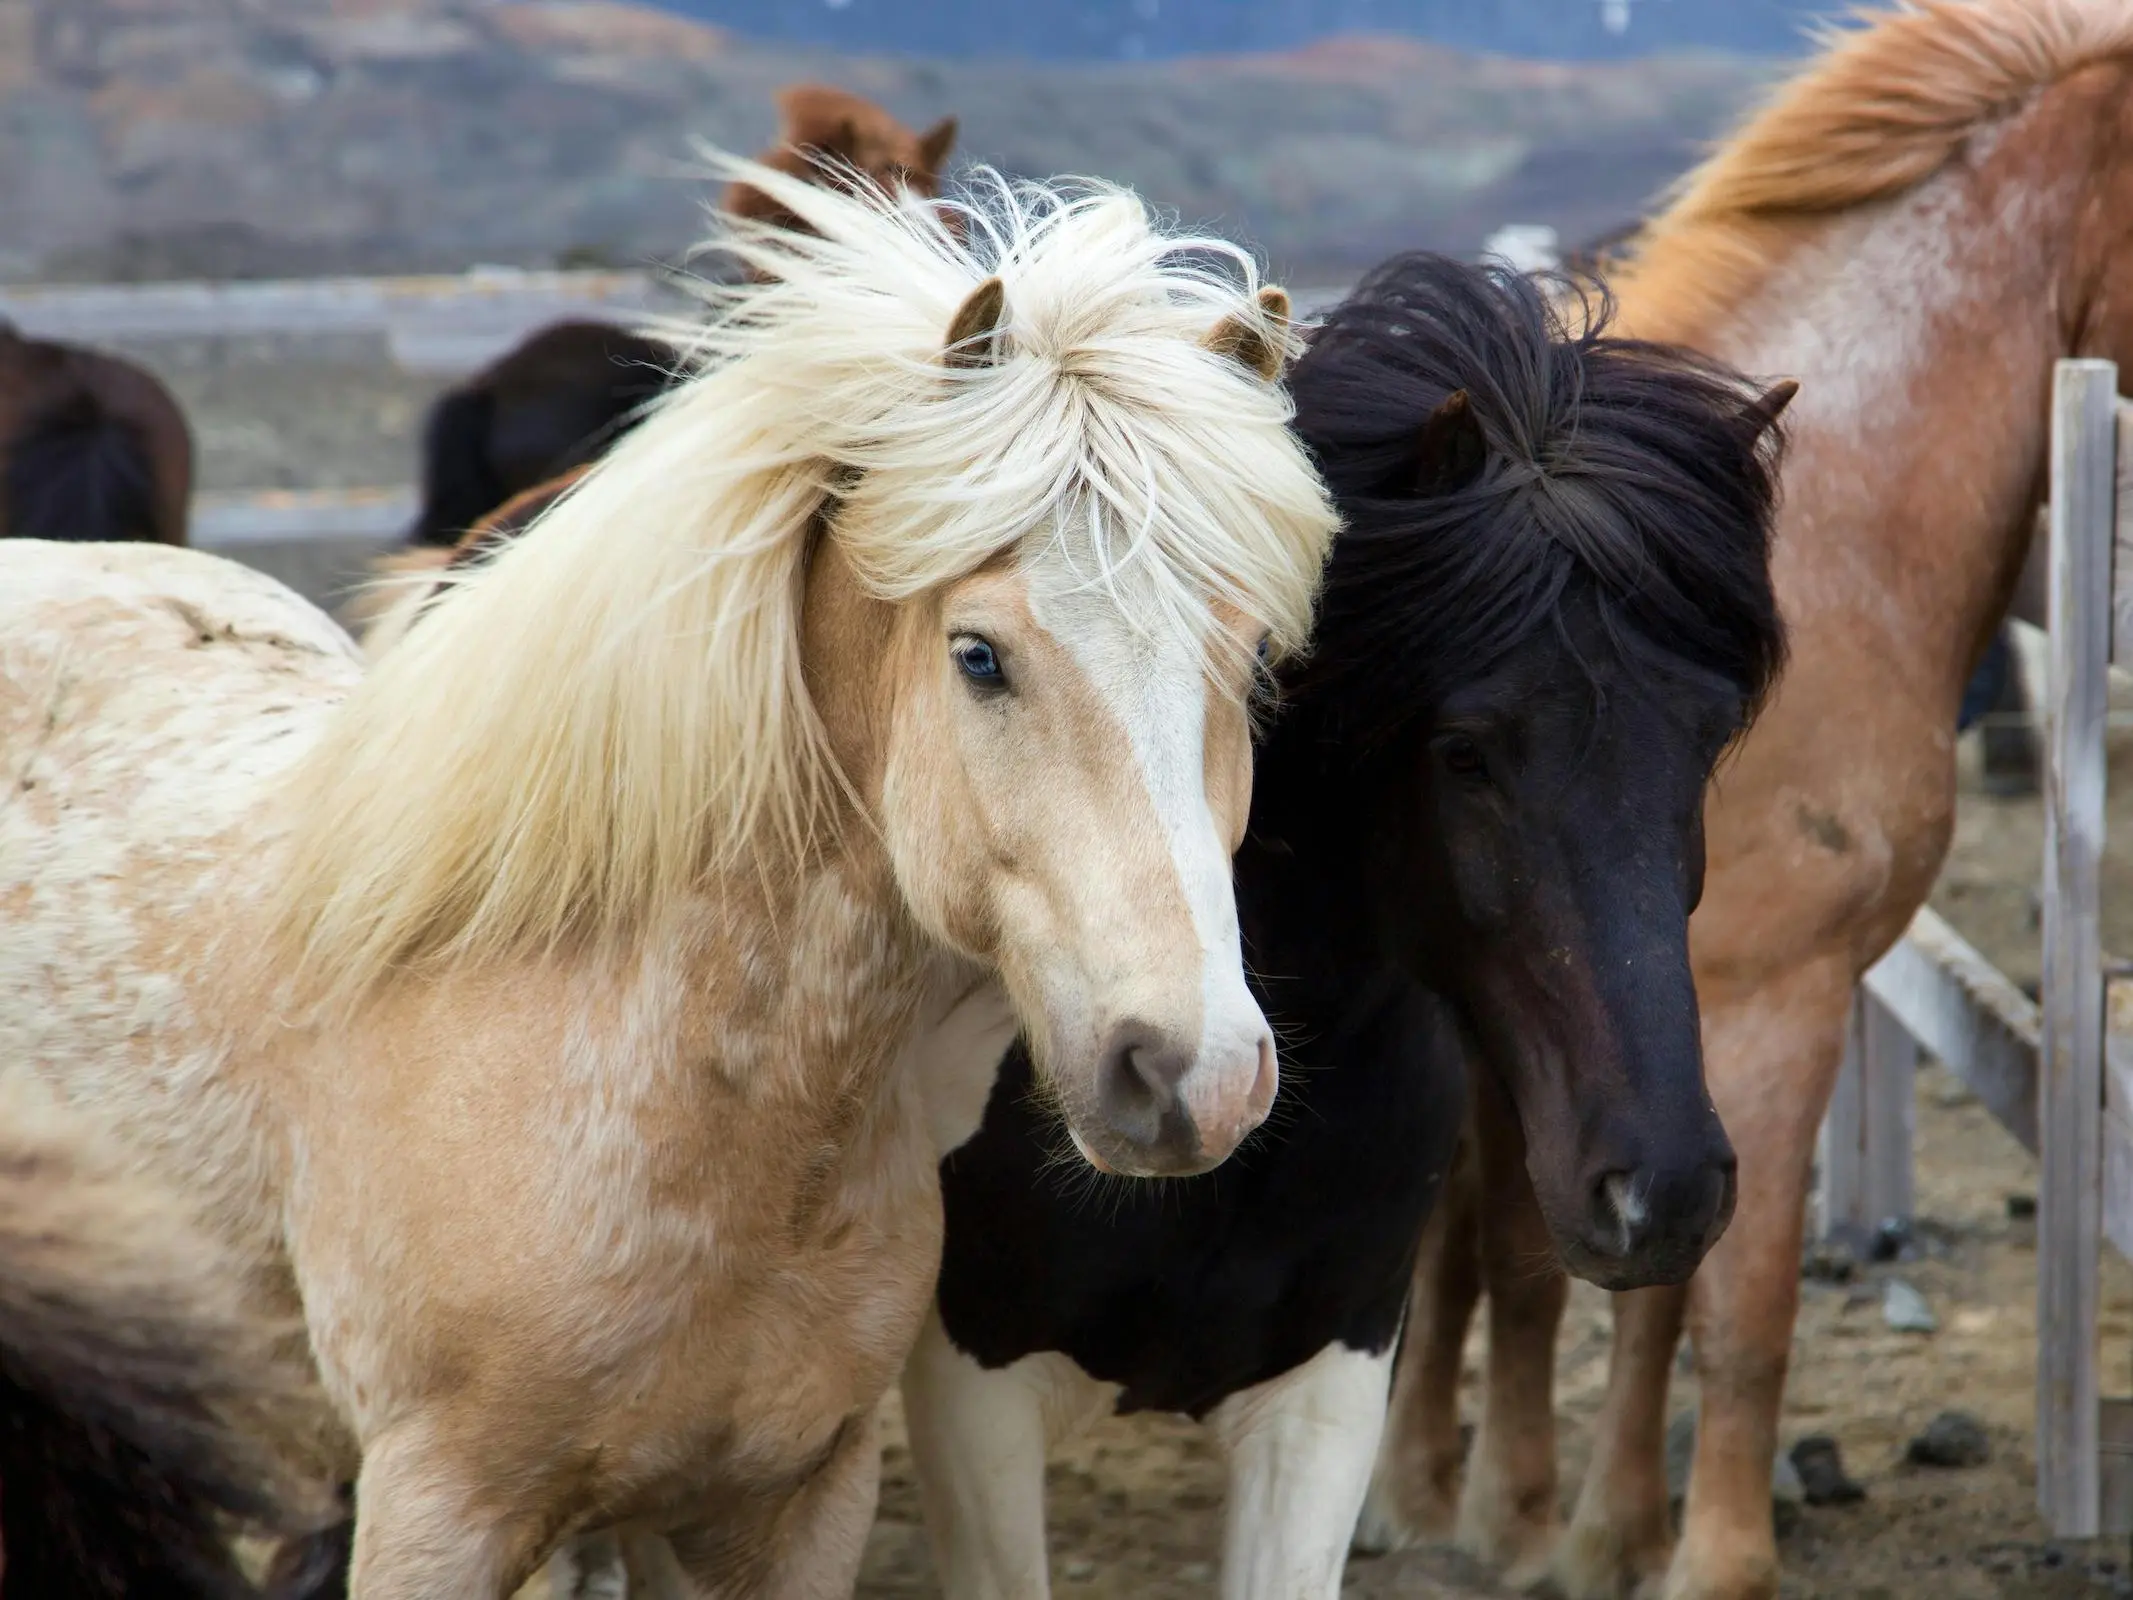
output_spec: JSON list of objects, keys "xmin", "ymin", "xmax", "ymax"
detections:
[
  {"xmin": 670, "ymin": 833, "xmax": 931, "ymax": 1105},
  {"xmin": 1632, "ymin": 84, "xmax": 2120, "ymax": 696}
]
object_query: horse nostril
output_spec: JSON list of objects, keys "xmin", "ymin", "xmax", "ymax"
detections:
[
  {"xmin": 1097, "ymin": 1022, "xmax": 1192, "ymax": 1149},
  {"xmin": 1596, "ymin": 1170, "xmax": 1651, "ymax": 1256}
]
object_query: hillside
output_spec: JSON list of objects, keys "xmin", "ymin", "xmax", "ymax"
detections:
[
  {"xmin": 649, "ymin": 0, "xmax": 1827, "ymax": 63},
  {"xmin": 1, "ymin": 0, "xmax": 1773, "ymax": 285}
]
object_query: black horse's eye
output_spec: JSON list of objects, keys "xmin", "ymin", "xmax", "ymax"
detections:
[
  {"xmin": 1255, "ymin": 633, "xmax": 1272, "ymax": 666},
  {"xmin": 953, "ymin": 636, "xmax": 1005, "ymax": 689},
  {"xmin": 1438, "ymin": 734, "xmax": 1487, "ymax": 778}
]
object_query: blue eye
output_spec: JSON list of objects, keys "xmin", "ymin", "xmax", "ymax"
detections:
[
  {"xmin": 1255, "ymin": 634, "xmax": 1272, "ymax": 665},
  {"xmin": 953, "ymin": 636, "xmax": 1004, "ymax": 688}
]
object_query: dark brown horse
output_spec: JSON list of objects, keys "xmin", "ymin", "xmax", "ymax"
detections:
[
  {"xmin": 0, "ymin": 323, "xmax": 191, "ymax": 545},
  {"xmin": 0, "ymin": 1076, "xmax": 316, "ymax": 1598},
  {"xmin": 404, "ymin": 320, "xmax": 671, "ymax": 549}
]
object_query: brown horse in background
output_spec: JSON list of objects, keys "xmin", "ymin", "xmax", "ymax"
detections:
[
  {"xmin": 1364, "ymin": 4, "xmax": 2133, "ymax": 1597},
  {"xmin": 723, "ymin": 83, "xmax": 958, "ymax": 233},
  {"xmin": 0, "ymin": 323, "xmax": 191, "ymax": 545}
]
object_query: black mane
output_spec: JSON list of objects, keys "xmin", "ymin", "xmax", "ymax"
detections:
[{"xmin": 1284, "ymin": 252, "xmax": 1787, "ymax": 745}]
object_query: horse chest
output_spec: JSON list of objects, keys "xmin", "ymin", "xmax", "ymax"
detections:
[{"xmin": 934, "ymin": 972, "xmax": 1462, "ymax": 1419}]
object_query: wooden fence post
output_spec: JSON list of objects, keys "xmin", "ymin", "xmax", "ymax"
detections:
[
  {"xmin": 1818, "ymin": 993, "xmax": 1916, "ymax": 1247},
  {"xmin": 2038, "ymin": 356, "xmax": 2117, "ymax": 1537}
]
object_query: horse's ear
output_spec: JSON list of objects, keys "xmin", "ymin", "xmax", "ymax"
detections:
[
  {"xmin": 1411, "ymin": 389, "xmax": 1487, "ymax": 497},
  {"xmin": 944, "ymin": 276, "xmax": 1010, "ymax": 369},
  {"xmin": 1201, "ymin": 286, "xmax": 1291, "ymax": 384},
  {"xmin": 917, "ymin": 115, "xmax": 958, "ymax": 177},
  {"xmin": 1740, "ymin": 378, "xmax": 1799, "ymax": 438}
]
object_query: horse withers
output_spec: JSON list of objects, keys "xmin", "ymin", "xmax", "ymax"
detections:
[
  {"xmin": 0, "ymin": 156, "xmax": 1332, "ymax": 1599},
  {"xmin": 0, "ymin": 323, "xmax": 191, "ymax": 545},
  {"xmin": 901, "ymin": 253, "xmax": 1791, "ymax": 1600},
  {"xmin": 1374, "ymin": 4, "xmax": 2133, "ymax": 1596}
]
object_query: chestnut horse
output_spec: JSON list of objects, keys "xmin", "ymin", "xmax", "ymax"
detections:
[
  {"xmin": 1366, "ymin": 3, "xmax": 2133, "ymax": 1597},
  {"xmin": 0, "ymin": 322, "xmax": 191, "ymax": 545},
  {"xmin": 400, "ymin": 84, "xmax": 956, "ymax": 556},
  {"xmin": 0, "ymin": 1075, "xmax": 315, "ymax": 1598},
  {"xmin": 0, "ymin": 157, "xmax": 1332, "ymax": 1599}
]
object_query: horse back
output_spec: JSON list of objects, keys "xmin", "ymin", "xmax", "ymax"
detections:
[{"xmin": 0, "ymin": 543, "xmax": 361, "ymax": 1261}]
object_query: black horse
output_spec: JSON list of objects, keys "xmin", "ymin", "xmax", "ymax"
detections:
[
  {"xmin": 406, "ymin": 319, "xmax": 673, "ymax": 549},
  {"xmin": 903, "ymin": 253, "xmax": 1791, "ymax": 1598}
]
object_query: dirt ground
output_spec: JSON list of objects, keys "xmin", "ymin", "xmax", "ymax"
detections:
[{"xmin": 158, "ymin": 348, "xmax": 2133, "ymax": 1597}]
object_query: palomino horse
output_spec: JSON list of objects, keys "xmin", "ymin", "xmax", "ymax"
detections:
[
  {"xmin": 903, "ymin": 253, "xmax": 1790, "ymax": 1600},
  {"xmin": 0, "ymin": 322, "xmax": 191, "ymax": 544},
  {"xmin": 0, "ymin": 1075, "xmax": 316, "ymax": 1598},
  {"xmin": 1367, "ymin": 3, "xmax": 2133, "ymax": 1597},
  {"xmin": 0, "ymin": 156, "xmax": 1333, "ymax": 1599}
]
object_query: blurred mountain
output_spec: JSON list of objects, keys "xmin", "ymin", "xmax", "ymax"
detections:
[
  {"xmin": 663, "ymin": 0, "xmax": 1832, "ymax": 62},
  {"xmin": 1, "ymin": 0, "xmax": 1774, "ymax": 285}
]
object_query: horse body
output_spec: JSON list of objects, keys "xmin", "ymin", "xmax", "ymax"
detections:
[
  {"xmin": 0, "ymin": 159, "xmax": 1333, "ymax": 1599},
  {"xmin": 0, "ymin": 325, "xmax": 192, "ymax": 545},
  {"xmin": 902, "ymin": 255, "xmax": 1790, "ymax": 1600},
  {"xmin": 1371, "ymin": 6, "xmax": 2133, "ymax": 1597},
  {"xmin": 2, "ymin": 546, "xmax": 949, "ymax": 1576}
]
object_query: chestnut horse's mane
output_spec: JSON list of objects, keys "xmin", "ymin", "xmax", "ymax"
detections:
[{"xmin": 1614, "ymin": 0, "xmax": 2133, "ymax": 328}]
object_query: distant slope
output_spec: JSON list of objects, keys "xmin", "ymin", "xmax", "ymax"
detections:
[
  {"xmin": 651, "ymin": 0, "xmax": 1834, "ymax": 63},
  {"xmin": 0, "ymin": 0, "xmax": 1772, "ymax": 285}
]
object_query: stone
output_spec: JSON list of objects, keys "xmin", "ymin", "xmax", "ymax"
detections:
[
  {"xmin": 1883, "ymin": 1278, "xmax": 1939, "ymax": 1333},
  {"xmin": 1803, "ymin": 1239, "xmax": 1857, "ymax": 1283},
  {"xmin": 1665, "ymin": 1410, "xmax": 1810, "ymax": 1516},
  {"xmin": 1869, "ymin": 1217, "xmax": 1912, "ymax": 1263},
  {"xmin": 2007, "ymin": 1192, "xmax": 2038, "ymax": 1220},
  {"xmin": 1666, "ymin": 1409, "xmax": 1697, "ymax": 1503},
  {"xmin": 1789, "ymin": 1435, "xmax": 1867, "ymax": 1506},
  {"xmin": 1908, "ymin": 1411, "xmax": 1990, "ymax": 1468}
]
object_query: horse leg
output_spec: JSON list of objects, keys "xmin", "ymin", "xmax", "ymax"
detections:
[
  {"xmin": 1662, "ymin": 976, "xmax": 1853, "ymax": 1600},
  {"xmin": 899, "ymin": 1309, "xmax": 1059, "ymax": 1600},
  {"xmin": 1208, "ymin": 1341, "xmax": 1394, "ymax": 1600},
  {"xmin": 1354, "ymin": 1129, "xmax": 1481, "ymax": 1552},
  {"xmin": 346, "ymin": 1415, "xmax": 567, "ymax": 1600},
  {"xmin": 1551, "ymin": 1285, "xmax": 1686, "ymax": 1600},
  {"xmin": 1457, "ymin": 1084, "xmax": 1568, "ymax": 1588},
  {"xmin": 665, "ymin": 1409, "xmax": 883, "ymax": 1600}
]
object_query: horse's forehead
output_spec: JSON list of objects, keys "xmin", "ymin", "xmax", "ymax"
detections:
[{"xmin": 1017, "ymin": 552, "xmax": 1204, "ymax": 676}]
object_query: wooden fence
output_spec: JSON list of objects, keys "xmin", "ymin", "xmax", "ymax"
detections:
[
  {"xmin": 1819, "ymin": 358, "xmax": 2133, "ymax": 1537},
  {"xmin": 0, "ymin": 269, "xmax": 688, "ymax": 374}
]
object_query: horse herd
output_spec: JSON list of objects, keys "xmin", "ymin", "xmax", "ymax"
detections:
[{"xmin": 1, "ymin": 4, "xmax": 2131, "ymax": 1599}]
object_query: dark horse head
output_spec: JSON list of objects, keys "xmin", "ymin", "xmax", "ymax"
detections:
[{"xmin": 1268, "ymin": 254, "xmax": 1791, "ymax": 1290}]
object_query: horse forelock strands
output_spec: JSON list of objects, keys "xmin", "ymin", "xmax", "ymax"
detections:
[
  {"xmin": 1285, "ymin": 253, "xmax": 1786, "ymax": 749},
  {"xmin": 270, "ymin": 152, "xmax": 1333, "ymax": 1010},
  {"xmin": 1618, "ymin": 0, "xmax": 2133, "ymax": 328}
]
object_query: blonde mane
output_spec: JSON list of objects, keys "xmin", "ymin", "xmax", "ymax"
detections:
[
  {"xmin": 269, "ymin": 153, "xmax": 1334, "ymax": 1007},
  {"xmin": 1614, "ymin": 0, "xmax": 2133, "ymax": 332}
]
